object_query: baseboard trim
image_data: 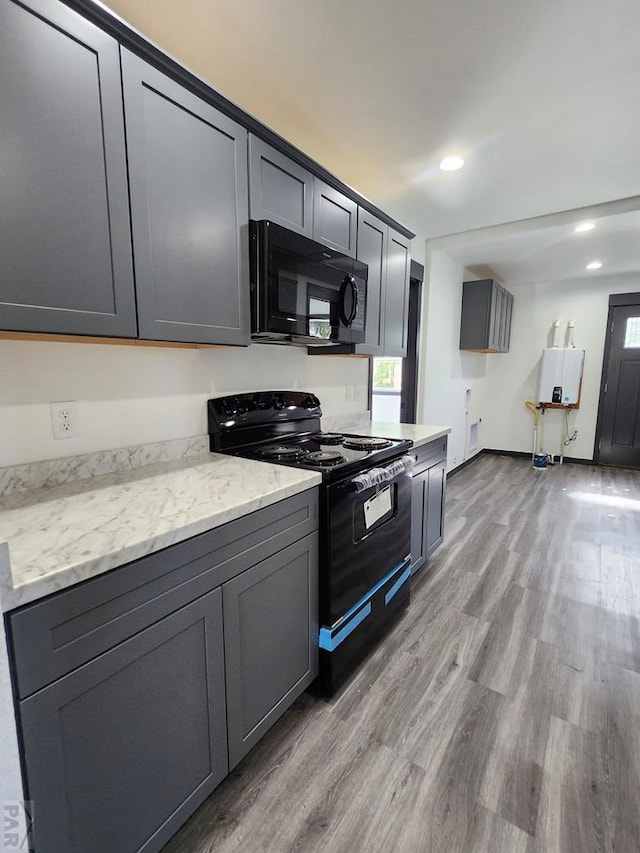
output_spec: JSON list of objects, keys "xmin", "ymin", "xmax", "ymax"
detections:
[
  {"xmin": 447, "ymin": 451, "xmax": 484, "ymax": 479},
  {"xmin": 481, "ymin": 448, "xmax": 595, "ymax": 465}
]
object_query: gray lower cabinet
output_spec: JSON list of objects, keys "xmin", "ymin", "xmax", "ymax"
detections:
[
  {"xmin": 460, "ymin": 278, "xmax": 514, "ymax": 353},
  {"xmin": 248, "ymin": 136, "xmax": 314, "ymax": 237},
  {"xmin": 18, "ymin": 589, "xmax": 227, "ymax": 853},
  {"xmin": 410, "ymin": 437, "xmax": 447, "ymax": 574},
  {"xmin": 122, "ymin": 50, "xmax": 250, "ymax": 344},
  {"xmin": 8, "ymin": 489, "xmax": 319, "ymax": 853},
  {"xmin": 223, "ymin": 532, "xmax": 319, "ymax": 768},
  {"xmin": 0, "ymin": 0, "xmax": 136, "ymax": 337}
]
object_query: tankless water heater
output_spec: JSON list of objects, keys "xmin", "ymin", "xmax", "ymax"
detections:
[{"xmin": 537, "ymin": 348, "xmax": 585, "ymax": 405}]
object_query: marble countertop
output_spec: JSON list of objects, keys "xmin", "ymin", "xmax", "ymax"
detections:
[
  {"xmin": 331, "ymin": 421, "xmax": 451, "ymax": 448},
  {"xmin": 0, "ymin": 453, "xmax": 320, "ymax": 612}
]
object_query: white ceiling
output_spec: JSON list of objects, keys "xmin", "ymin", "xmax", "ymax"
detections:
[{"xmin": 106, "ymin": 0, "xmax": 640, "ymax": 282}]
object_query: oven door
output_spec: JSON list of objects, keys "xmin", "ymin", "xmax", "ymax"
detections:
[
  {"xmin": 250, "ymin": 220, "xmax": 367, "ymax": 345},
  {"xmin": 322, "ymin": 462, "xmax": 412, "ymax": 624}
]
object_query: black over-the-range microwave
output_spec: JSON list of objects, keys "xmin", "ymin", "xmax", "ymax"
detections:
[{"xmin": 249, "ymin": 220, "xmax": 368, "ymax": 346}]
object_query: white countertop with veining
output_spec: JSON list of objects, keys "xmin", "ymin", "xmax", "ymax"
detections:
[
  {"xmin": 0, "ymin": 453, "xmax": 320, "ymax": 612},
  {"xmin": 331, "ymin": 421, "xmax": 451, "ymax": 448}
]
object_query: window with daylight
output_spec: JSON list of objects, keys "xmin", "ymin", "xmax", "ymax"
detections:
[
  {"xmin": 371, "ymin": 357, "xmax": 403, "ymax": 422},
  {"xmin": 623, "ymin": 316, "xmax": 640, "ymax": 348}
]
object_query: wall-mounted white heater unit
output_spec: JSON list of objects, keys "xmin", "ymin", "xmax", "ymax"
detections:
[{"xmin": 537, "ymin": 348, "xmax": 585, "ymax": 405}]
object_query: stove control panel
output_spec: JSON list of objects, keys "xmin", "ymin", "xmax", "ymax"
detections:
[{"xmin": 208, "ymin": 391, "xmax": 322, "ymax": 448}]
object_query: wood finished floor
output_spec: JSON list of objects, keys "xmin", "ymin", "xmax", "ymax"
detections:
[{"xmin": 163, "ymin": 456, "xmax": 640, "ymax": 853}]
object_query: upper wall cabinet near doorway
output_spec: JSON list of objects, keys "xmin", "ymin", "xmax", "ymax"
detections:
[
  {"xmin": 122, "ymin": 51, "xmax": 250, "ymax": 345},
  {"xmin": 0, "ymin": 0, "xmax": 137, "ymax": 337},
  {"xmin": 460, "ymin": 279, "xmax": 513, "ymax": 353},
  {"xmin": 248, "ymin": 137, "xmax": 358, "ymax": 257},
  {"xmin": 316, "ymin": 210, "xmax": 411, "ymax": 357}
]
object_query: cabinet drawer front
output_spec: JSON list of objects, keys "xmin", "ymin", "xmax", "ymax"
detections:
[
  {"xmin": 19, "ymin": 589, "xmax": 227, "ymax": 853},
  {"xmin": 412, "ymin": 437, "xmax": 448, "ymax": 474},
  {"xmin": 8, "ymin": 489, "xmax": 318, "ymax": 698}
]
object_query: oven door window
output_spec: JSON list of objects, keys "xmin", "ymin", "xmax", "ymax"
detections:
[{"xmin": 353, "ymin": 482, "xmax": 398, "ymax": 542}]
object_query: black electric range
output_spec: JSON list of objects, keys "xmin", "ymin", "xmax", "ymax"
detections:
[{"xmin": 207, "ymin": 391, "xmax": 414, "ymax": 695}]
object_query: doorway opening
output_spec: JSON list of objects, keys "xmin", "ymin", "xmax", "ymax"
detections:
[
  {"xmin": 595, "ymin": 292, "xmax": 640, "ymax": 468},
  {"xmin": 370, "ymin": 261, "xmax": 423, "ymax": 424}
]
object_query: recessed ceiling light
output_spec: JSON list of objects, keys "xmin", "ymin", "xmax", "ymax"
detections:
[
  {"xmin": 586, "ymin": 260, "xmax": 602, "ymax": 270},
  {"xmin": 575, "ymin": 221, "xmax": 595, "ymax": 233},
  {"xmin": 440, "ymin": 155, "xmax": 464, "ymax": 172}
]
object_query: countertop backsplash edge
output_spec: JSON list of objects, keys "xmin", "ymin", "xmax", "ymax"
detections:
[{"xmin": 0, "ymin": 435, "xmax": 210, "ymax": 498}]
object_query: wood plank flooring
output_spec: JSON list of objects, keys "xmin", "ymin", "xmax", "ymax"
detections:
[{"xmin": 163, "ymin": 456, "xmax": 640, "ymax": 853}]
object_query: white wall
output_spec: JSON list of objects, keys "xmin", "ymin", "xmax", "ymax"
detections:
[
  {"xmin": 481, "ymin": 272, "xmax": 639, "ymax": 460},
  {"xmin": 0, "ymin": 341, "xmax": 369, "ymax": 466},
  {"xmin": 418, "ymin": 248, "xmax": 487, "ymax": 470}
]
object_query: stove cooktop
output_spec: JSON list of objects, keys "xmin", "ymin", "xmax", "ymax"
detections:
[
  {"xmin": 232, "ymin": 432, "xmax": 412, "ymax": 481},
  {"xmin": 207, "ymin": 392, "xmax": 413, "ymax": 482}
]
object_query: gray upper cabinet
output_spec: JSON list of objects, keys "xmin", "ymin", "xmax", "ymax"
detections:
[
  {"xmin": 383, "ymin": 228, "xmax": 411, "ymax": 357},
  {"xmin": 353, "ymin": 209, "xmax": 387, "ymax": 355},
  {"xmin": 312, "ymin": 179, "xmax": 358, "ymax": 256},
  {"xmin": 0, "ymin": 0, "xmax": 136, "ymax": 337},
  {"xmin": 248, "ymin": 136, "xmax": 314, "ymax": 237},
  {"xmin": 309, "ymin": 213, "xmax": 412, "ymax": 357},
  {"xmin": 122, "ymin": 50, "xmax": 250, "ymax": 345},
  {"xmin": 460, "ymin": 278, "xmax": 513, "ymax": 353}
]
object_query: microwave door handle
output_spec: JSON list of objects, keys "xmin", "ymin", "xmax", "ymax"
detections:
[{"xmin": 339, "ymin": 275, "xmax": 358, "ymax": 327}]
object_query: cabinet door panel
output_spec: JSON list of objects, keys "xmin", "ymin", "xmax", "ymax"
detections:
[
  {"xmin": 411, "ymin": 473, "xmax": 427, "ymax": 574},
  {"xmin": 355, "ymin": 209, "xmax": 387, "ymax": 354},
  {"xmin": 383, "ymin": 228, "xmax": 411, "ymax": 356},
  {"xmin": 224, "ymin": 533, "xmax": 318, "ymax": 768},
  {"xmin": 489, "ymin": 283, "xmax": 503, "ymax": 352},
  {"xmin": 122, "ymin": 50, "xmax": 249, "ymax": 344},
  {"xmin": 313, "ymin": 179, "xmax": 358, "ymax": 256},
  {"xmin": 0, "ymin": 0, "xmax": 136, "ymax": 336},
  {"xmin": 248, "ymin": 136, "xmax": 313, "ymax": 237},
  {"xmin": 426, "ymin": 461, "xmax": 446, "ymax": 558},
  {"xmin": 503, "ymin": 291, "xmax": 513, "ymax": 351},
  {"xmin": 19, "ymin": 590, "xmax": 227, "ymax": 853}
]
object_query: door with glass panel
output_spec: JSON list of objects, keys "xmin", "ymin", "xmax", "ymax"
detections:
[{"xmin": 597, "ymin": 296, "xmax": 640, "ymax": 467}]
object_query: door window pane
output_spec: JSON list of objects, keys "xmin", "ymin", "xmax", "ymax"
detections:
[{"xmin": 624, "ymin": 316, "xmax": 640, "ymax": 348}]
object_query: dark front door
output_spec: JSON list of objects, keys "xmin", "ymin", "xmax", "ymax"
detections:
[{"xmin": 597, "ymin": 295, "xmax": 640, "ymax": 468}]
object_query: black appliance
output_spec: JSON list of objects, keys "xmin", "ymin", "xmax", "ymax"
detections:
[
  {"xmin": 250, "ymin": 220, "xmax": 368, "ymax": 346},
  {"xmin": 208, "ymin": 391, "xmax": 413, "ymax": 696}
]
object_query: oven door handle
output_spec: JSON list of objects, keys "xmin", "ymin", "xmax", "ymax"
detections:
[{"xmin": 349, "ymin": 455, "xmax": 414, "ymax": 492}]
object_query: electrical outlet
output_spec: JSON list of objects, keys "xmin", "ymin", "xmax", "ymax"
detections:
[
  {"xmin": 354, "ymin": 384, "xmax": 364, "ymax": 403},
  {"xmin": 51, "ymin": 401, "xmax": 79, "ymax": 439}
]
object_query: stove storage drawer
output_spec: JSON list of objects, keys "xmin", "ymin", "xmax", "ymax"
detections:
[{"xmin": 8, "ymin": 488, "xmax": 318, "ymax": 699}]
